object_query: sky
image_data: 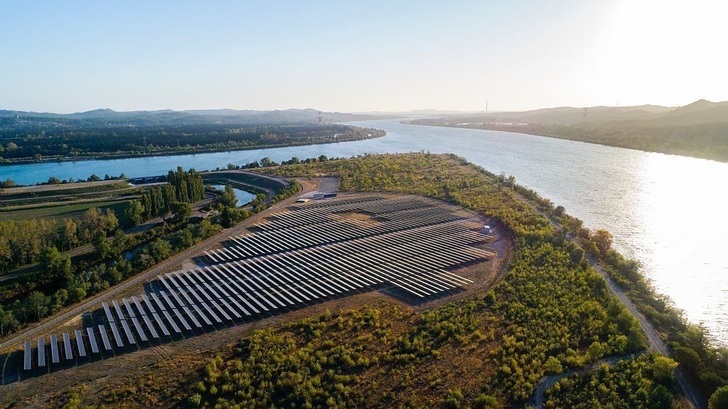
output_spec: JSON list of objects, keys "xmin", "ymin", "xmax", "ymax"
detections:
[{"xmin": 1, "ymin": 0, "xmax": 727, "ymax": 113}]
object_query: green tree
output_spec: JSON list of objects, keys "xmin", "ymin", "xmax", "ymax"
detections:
[
  {"xmin": 650, "ymin": 355, "xmax": 678, "ymax": 384},
  {"xmin": 150, "ymin": 239, "xmax": 173, "ymax": 261},
  {"xmin": 474, "ymin": 394, "xmax": 499, "ymax": 409},
  {"xmin": 0, "ymin": 304, "xmax": 19, "ymax": 336},
  {"xmin": 68, "ymin": 285, "xmax": 87, "ymax": 304},
  {"xmin": 22, "ymin": 291, "xmax": 51, "ymax": 322},
  {"xmin": 39, "ymin": 246, "xmax": 72, "ymax": 281},
  {"xmin": 100, "ymin": 209, "xmax": 119, "ymax": 234},
  {"xmin": 216, "ymin": 184, "xmax": 238, "ymax": 208},
  {"xmin": 709, "ymin": 386, "xmax": 728, "ymax": 409},
  {"xmin": 123, "ymin": 200, "xmax": 144, "ymax": 227},
  {"xmin": 592, "ymin": 229, "xmax": 613, "ymax": 257},
  {"xmin": 444, "ymin": 388, "xmax": 464, "ymax": 409},
  {"xmin": 544, "ymin": 356, "xmax": 563, "ymax": 374},
  {"xmin": 169, "ymin": 202, "xmax": 192, "ymax": 224},
  {"xmin": 260, "ymin": 157, "xmax": 277, "ymax": 167},
  {"xmin": 52, "ymin": 288, "xmax": 69, "ymax": 311},
  {"xmin": 93, "ymin": 231, "xmax": 111, "ymax": 259},
  {"xmin": 177, "ymin": 229, "xmax": 194, "ymax": 249},
  {"xmin": 109, "ymin": 230, "xmax": 128, "ymax": 258},
  {"xmin": 62, "ymin": 218, "xmax": 79, "ymax": 250}
]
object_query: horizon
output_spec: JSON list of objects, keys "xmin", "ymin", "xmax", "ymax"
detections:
[
  {"xmin": 3, "ymin": 97, "xmax": 720, "ymax": 116},
  {"xmin": 1, "ymin": 1, "xmax": 727, "ymax": 113}
]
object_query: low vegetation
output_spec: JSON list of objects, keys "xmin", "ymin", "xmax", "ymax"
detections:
[{"xmin": 544, "ymin": 354, "xmax": 678, "ymax": 408}]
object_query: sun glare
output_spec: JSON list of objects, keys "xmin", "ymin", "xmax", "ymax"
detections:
[{"xmin": 594, "ymin": 0, "xmax": 728, "ymax": 106}]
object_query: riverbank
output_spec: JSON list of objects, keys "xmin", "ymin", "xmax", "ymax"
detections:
[
  {"xmin": 406, "ymin": 120, "xmax": 728, "ymax": 163},
  {"xmin": 0, "ymin": 129, "xmax": 386, "ymax": 167}
]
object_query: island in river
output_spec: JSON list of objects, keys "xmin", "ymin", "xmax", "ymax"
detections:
[{"xmin": 409, "ymin": 99, "xmax": 728, "ymax": 162}]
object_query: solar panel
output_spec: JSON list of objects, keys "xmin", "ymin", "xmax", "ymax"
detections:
[
  {"xmin": 87, "ymin": 327, "xmax": 100, "ymax": 354},
  {"xmin": 109, "ymin": 321, "xmax": 125, "ymax": 348},
  {"xmin": 17, "ymin": 196, "xmax": 488, "ymax": 370},
  {"xmin": 151, "ymin": 293, "xmax": 182, "ymax": 334},
  {"xmin": 142, "ymin": 294, "xmax": 171, "ymax": 336},
  {"xmin": 119, "ymin": 318, "xmax": 136, "ymax": 344},
  {"xmin": 75, "ymin": 329, "xmax": 87, "ymax": 357},
  {"xmin": 141, "ymin": 313, "xmax": 160, "ymax": 339},
  {"xmin": 160, "ymin": 291, "xmax": 192, "ymax": 331},
  {"xmin": 62, "ymin": 332, "xmax": 74, "ymax": 360},
  {"xmin": 103, "ymin": 302, "xmax": 115, "ymax": 323},
  {"xmin": 131, "ymin": 317, "xmax": 149, "ymax": 342},
  {"xmin": 23, "ymin": 340, "xmax": 32, "ymax": 371},
  {"xmin": 50, "ymin": 334, "xmax": 60, "ymax": 363},
  {"xmin": 37, "ymin": 337, "xmax": 46, "ymax": 367},
  {"xmin": 98, "ymin": 324, "xmax": 113, "ymax": 351},
  {"xmin": 112, "ymin": 300, "xmax": 125, "ymax": 321},
  {"xmin": 123, "ymin": 298, "xmax": 137, "ymax": 318}
]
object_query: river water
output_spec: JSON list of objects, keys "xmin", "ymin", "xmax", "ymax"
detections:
[{"xmin": 1, "ymin": 119, "xmax": 726, "ymax": 345}]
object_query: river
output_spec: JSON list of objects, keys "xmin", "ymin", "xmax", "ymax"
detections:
[{"xmin": 1, "ymin": 119, "xmax": 726, "ymax": 345}]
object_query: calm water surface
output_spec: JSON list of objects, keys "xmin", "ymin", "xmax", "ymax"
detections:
[
  {"xmin": 1, "ymin": 119, "xmax": 726, "ymax": 345},
  {"xmin": 208, "ymin": 185, "xmax": 256, "ymax": 207}
]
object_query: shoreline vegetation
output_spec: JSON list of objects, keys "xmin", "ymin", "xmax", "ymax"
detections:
[
  {"xmin": 0, "ymin": 107, "xmax": 390, "ymax": 165},
  {"xmin": 0, "ymin": 124, "xmax": 385, "ymax": 166},
  {"xmin": 2, "ymin": 153, "xmax": 725, "ymax": 408},
  {"xmin": 408, "ymin": 99, "xmax": 728, "ymax": 163}
]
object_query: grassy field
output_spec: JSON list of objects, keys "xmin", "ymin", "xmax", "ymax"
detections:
[
  {"xmin": 0, "ymin": 181, "xmax": 130, "ymax": 201},
  {"xmin": 0, "ymin": 199, "xmax": 132, "ymax": 221}
]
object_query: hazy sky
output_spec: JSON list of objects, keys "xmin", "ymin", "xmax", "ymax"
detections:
[{"xmin": 1, "ymin": 0, "xmax": 727, "ymax": 113}]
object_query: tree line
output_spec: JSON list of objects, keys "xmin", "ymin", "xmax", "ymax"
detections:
[
  {"xmin": 127, "ymin": 167, "xmax": 205, "ymax": 224},
  {"xmin": 1, "ymin": 167, "xmax": 300, "ymax": 340},
  {"xmin": 0, "ymin": 123, "xmax": 385, "ymax": 162},
  {"xmin": 0, "ymin": 208, "xmax": 118, "ymax": 272}
]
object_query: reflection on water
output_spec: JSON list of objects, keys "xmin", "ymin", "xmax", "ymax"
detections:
[
  {"xmin": 209, "ymin": 184, "xmax": 256, "ymax": 207},
  {"xmin": 1, "ymin": 119, "xmax": 726, "ymax": 344},
  {"xmin": 635, "ymin": 154, "xmax": 728, "ymax": 343}
]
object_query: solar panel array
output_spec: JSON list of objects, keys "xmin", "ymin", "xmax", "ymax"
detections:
[{"xmin": 20, "ymin": 195, "xmax": 494, "ymax": 371}]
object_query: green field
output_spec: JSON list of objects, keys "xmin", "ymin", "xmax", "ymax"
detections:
[{"xmin": 0, "ymin": 199, "xmax": 132, "ymax": 221}]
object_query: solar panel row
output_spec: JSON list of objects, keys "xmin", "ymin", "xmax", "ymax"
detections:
[
  {"xmin": 209, "ymin": 205, "xmax": 470, "ymax": 263},
  {"xmin": 20, "ymin": 195, "xmax": 492, "ymax": 371}
]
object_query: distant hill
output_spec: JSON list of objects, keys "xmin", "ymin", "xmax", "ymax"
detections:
[
  {"xmin": 410, "ymin": 100, "xmax": 728, "ymax": 162},
  {"xmin": 0, "ymin": 108, "xmax": 395, "ymax": 128}
]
